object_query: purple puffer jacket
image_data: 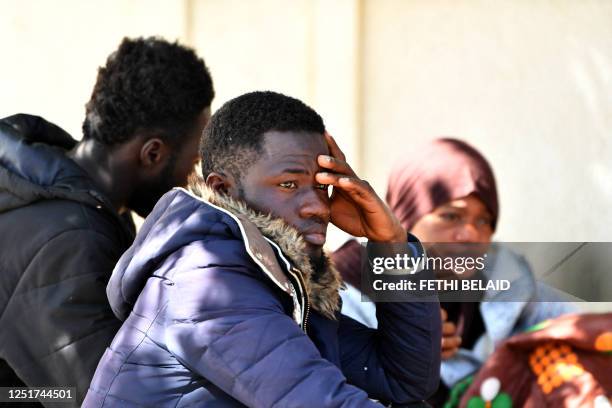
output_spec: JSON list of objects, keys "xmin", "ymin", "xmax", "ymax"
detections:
[{"xmin": 83, "ymin": 187, "xmax": 441, "ymax": 407}]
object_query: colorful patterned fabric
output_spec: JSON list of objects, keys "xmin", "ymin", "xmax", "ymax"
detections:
[{"xmin": 459, "ymin": 313, "xmax": 612, "ymax": 407}]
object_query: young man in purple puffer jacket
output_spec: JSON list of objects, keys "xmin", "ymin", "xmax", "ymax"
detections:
[{"xmin": 84, "ymin": 91, "xmax": 441, "ymax": 407}]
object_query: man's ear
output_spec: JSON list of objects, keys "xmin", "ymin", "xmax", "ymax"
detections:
[
  {"xmin": 206, "ymin": 172, "xmax": 234, "ymax": 195},
  {"xmin": 139, "ymin": 138, "xmax": 170, "ymax": 168}
]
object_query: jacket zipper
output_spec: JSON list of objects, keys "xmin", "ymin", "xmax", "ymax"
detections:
[
  {"xmin": 292, "ymin": 267, "xmax": 310, "ymax": 334},
  {"xmin": 261, "ymin": 237, "xmax": 311, "ymax": 334}
]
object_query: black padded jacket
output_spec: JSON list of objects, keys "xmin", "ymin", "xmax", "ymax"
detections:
[{"xmin": 0, "ymin": 114, "xmax": 134, "ymax": 406}]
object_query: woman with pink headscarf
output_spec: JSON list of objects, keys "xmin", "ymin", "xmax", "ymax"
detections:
[{"xmin": 332, "ymin": 138, "xmax": 575, "ymax": 406}]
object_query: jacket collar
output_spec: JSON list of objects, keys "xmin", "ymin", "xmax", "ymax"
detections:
[{"xmin": 188, "ymin": 182, "xmax": 342, "ymax": 320}]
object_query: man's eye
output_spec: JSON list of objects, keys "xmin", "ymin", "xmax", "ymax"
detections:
[
  {"xmin": 279, "ymin": 181, "xmax": 297, "ymax": 189},
  {"xmin": 315, "ymin": 183, "xmax": 328, "ymax": 190}
]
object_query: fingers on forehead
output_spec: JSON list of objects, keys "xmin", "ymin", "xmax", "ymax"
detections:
[{"xmin": 324, "ymin": 132, "xmax": 346, "ymax": 161}]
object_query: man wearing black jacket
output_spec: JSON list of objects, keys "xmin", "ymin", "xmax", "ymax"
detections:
[{"xmin": 0, "ymin": 37, "xmax": 214, "ymax": 405}]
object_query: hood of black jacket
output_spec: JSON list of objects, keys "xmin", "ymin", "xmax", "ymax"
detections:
[{"xmin": 0, "ymin": 114, "xmax": 115, "ymax": 213}]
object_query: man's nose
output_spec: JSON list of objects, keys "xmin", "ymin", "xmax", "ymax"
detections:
[{"xmin": 299, "ymin": 189, "xmax": 331, "ymax": 222}]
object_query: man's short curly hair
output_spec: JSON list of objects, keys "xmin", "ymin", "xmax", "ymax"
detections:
[
  {"xmin": 200, "ymin": 91, "xmax": 325, "ymax": 181},
  {"xmin": 83, "ymin": 37, "xmax": 214, "ymax": 146}
]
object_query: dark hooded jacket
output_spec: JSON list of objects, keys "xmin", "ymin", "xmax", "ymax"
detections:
[
  {"xmin": 0, "ymin": 114, "xmax": 134, "ymax": 405},
  {"xmin": 84, "ymin": 186, "xmax": 441, "ymax": 407}
]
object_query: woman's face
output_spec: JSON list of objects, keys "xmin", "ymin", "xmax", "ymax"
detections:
[{"xmin": 411, "ymin": 194, "xmax": 494, "ymax": 244}]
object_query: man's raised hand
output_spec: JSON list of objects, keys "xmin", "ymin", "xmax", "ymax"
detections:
[{"xmin": 316, "ymin": 132, "xmax": 406, "ymax": 243}]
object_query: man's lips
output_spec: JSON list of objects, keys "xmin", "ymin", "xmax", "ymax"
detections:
[
  {"xmin": 303, "ymin": 233, "xmax": 326, "ymax": 246},
  {"xmin": 301, "ymin": 228, "xmax": 327, "ymax": 246}
]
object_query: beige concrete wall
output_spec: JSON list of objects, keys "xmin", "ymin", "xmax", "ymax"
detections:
[{"xmin": 189, "ymin": 0, "xmax": 362, "ymax": 166}]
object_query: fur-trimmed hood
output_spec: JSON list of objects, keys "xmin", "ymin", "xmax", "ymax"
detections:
[
  {"xmin": 108, "ymin": 186, "xmax": 342, "ymax": 322},
  {"xmin": 189, "ymin": 183, "xmax": 342, "ymax": 319}
]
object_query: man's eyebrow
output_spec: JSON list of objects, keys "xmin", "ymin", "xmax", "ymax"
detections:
[{"xmin": 279, "ymin": 168, "xmax": 310, "ymax": 175}]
